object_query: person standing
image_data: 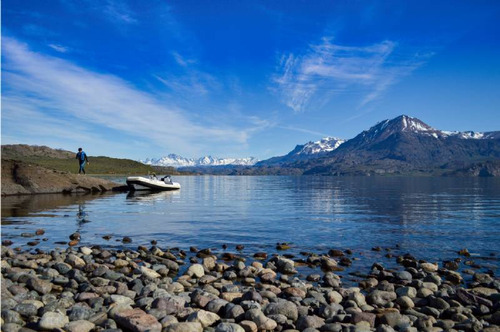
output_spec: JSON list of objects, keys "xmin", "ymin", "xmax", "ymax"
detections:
[{"xmin": 76, "ymin": 148, "xmax": 89, "ymax": 174}]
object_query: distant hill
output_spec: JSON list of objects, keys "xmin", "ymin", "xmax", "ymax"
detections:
[{"xmin": 1, "ymin": 144, "xmax": 185, "ymax": 175}]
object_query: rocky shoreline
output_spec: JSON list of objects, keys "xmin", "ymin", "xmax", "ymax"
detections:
[
  {"xmin": 1, "ymin": 237, "xmax": 499, "ymax": 332},
  {"xmin": 1, "ymin": 160, "xmax": 128, "ymax": 196}
]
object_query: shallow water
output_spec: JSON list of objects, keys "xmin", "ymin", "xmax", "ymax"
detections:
[{"xmin": 2, "ymin": 176, "xmax": 500, "ymax": 272}]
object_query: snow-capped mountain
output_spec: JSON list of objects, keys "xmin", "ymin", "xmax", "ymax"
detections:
[
  {"xmin": 300, "ymin": 115, "xmax": 500, "ymax": 175},
  {"xmin": 363, "ymin": 115, "xmax": 500, "ymax": 142},
  {"xmin": 296, "ymin": 137, "xmax": 346, "ymax": 155},
  {"xmin": 257, "ymin": 136, "xmax": 345, "ymax": 166},
  {"xmin": 142, "ymin": 154, "xmax": 259, "ymax": 167}
]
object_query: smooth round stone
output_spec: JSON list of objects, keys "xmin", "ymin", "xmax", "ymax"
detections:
[
  {"xmin": 396, "ymin": 287, "xmax": 417, "ymax": 298},
  {"xmin": 215, "ymin": 322, "xmax": 245, "ymax": 332},
  {"xmin": 395, "ymin": 271, "xmax": 412, "ymax": 282},
  {"xmin": 396, "ymin": 296, "xmax": 415, "ymax": 309},
  {"xmin": 13, "ymin": 303, "xmax": 37, "ymax": 317},
  {"xmin": 68, "ymin": 306, "xmax": 93, "ymax": 321},
  {"xmin": 1, "ymin": 310, "xmax": 25, "ymax": 325},
  {"xmin": 164, "ymin": 322, "xmax": 203, "ymax": 332},
  {"xmin": 65, "ymin": 320, "xmax": 95, "ymax": 332},
  {"xmin": 39, "ymin": 312, "xmax": 69, "ymax": 330},
  {"xmin": 188, "ymin": 264, "xmax": 205, "ymax": 278},
  {"xmin": 2, "ymin": 323, "xmax": 22, "ymax": 332}
]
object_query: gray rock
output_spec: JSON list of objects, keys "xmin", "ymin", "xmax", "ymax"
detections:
[
  {"xmin": 379, "ymin": 312, "xmax": 410, "ymax": 328},
  {"xmin": 225, "ymin": 304, "xmax": 245, "ymax": 321},
  {"xmin": 296, "ymin": 315, "xmax": 325, "ymax": 330},
  {"xmin": 276, "ymin": 257, "xmax": 297, "ymax": 274},
  {"xmin": 366, "ymin": 290, "xmax": 397, "ymax": 306},
  {"xmin": 160, "ymin": 315, "xmax": 178, "ymax": 328},
  {"xmin": 215, "ymin": 322, "xmax": 245, "ymax": 332},
  {"xmin": 206, "ymin": 299, "xmax": 229, "ymax": 314},
  {"xmin": 164, "ymin": 322, "xmax": 203, "ymax": 332},
  {"xmin": 26, "ymin": 277, "xmax": 52, "ymax": 295},
  {"xmin": 263, "ymin": 300, "xmax": 298, "ymax": 321},
  {"xmin": 65, "ymin": 320, "xmax": 95, "ymax": 332},
  {"xmin": 186, "ymin": 310, "xmax": 220, "ymax": 328},
  {"xmin": 318, "ymin": 304, "xmax": 343, "ymax": 320},
  {"xmin": 39, "ymin": 311, "xmax": 70, "ymax": 330},
  {"xmin": 2, "ymin": 309, "xmax": 25, "ymax": 325},
  {"xmin": 13, "ymin": 303, "xmax": 38, "ymax": 317},
  {"xmin": 69, "ymin": 306, "xmax": 93, "ymax": 321},
  {"xmin": 351, "ymin": 312, "xmax": 376, "ymax": 327},
  {"xmin": 395, "ymin": 271, "xmax": 412, "ymax": 282},
  {"xmin": 396, "ymin": 287, "xmax": 417, "ymax": 298},
  {"xmin": 2, "ymin": 323, "xmax": 22, "ymax": 332}
]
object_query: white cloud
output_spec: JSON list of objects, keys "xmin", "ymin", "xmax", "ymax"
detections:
[
  {"xmin": 48, "ymin": 44, "xmax": 69, "ymax": 53},
  {"xmin": 2, "ymin": 37, "xmax": 259, "ymax": 157},
  {"xmin": 272, "ymin": 37, "xmax": 429, "ymax": 112}
]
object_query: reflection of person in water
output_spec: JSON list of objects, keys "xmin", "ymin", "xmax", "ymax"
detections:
[{"xmin": 77, "ymin": 204, "xmax": 90, "ymax": 226}]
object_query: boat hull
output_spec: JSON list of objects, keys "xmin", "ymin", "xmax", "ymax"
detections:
[{"xmin": 126, "ymin": 177, "xmax": 181, "ymax": 191}]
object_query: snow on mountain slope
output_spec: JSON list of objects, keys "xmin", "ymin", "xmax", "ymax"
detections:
[
  {"xmin": 142, "ymin": 154, "xmax": 259, "ymax": 167},
  {"xmin": 362, "ymin": 115, "xmax": 498, "ymax": 142},
  {"xmin": 297, "ymin": 137, "xmax": 346, "ymax": 155}
]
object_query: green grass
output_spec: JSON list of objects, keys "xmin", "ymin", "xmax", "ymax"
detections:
[{"xmin": 8, "ymin": 156, "xmax": 183, "ymax": 175}]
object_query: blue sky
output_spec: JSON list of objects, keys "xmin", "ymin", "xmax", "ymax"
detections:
[{"xmin": 2, "ymin": 0, "xmax": 500, "ymax": 160}]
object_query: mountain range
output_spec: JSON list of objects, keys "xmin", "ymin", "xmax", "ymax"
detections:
[
  {"xmin": 289, "ymin": 115, "xmax": 500, "ymax": 176},
  {"xmin": 142, "ymin": 154, "xmax": 259, "ymax": 167}
]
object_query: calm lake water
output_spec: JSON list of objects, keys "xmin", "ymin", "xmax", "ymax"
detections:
[{"xmin": 2, "ymin": 176, "xmax": 500, "ymax": 273}]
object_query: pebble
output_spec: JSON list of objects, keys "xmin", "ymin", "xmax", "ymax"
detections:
[{"xmin": 38, "ymin": 311, "xmax": 69, "ymax": 330}]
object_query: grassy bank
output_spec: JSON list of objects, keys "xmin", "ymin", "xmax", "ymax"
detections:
[{"xmin": 5, "ymin": 156, "xmax": 184, "ymax": 175}]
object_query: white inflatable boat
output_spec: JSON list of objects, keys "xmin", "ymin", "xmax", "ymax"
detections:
[{"xmin": 126, "ymin": 175, "xmax": 181, "ymax": 191}]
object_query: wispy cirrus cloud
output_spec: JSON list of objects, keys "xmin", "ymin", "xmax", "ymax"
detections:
[
  {"xmin": 48, "ymin": 44, "xmax": 69, "ymax": 53},
  {"xmin": 1, "ymin": 37, "xmax": 260, "ymax": 157},
  {"xmin": 103, "ymin": 0, "xmax": 137, "ymax": 24},
  {"xmin": 272, "ymin": 37, "xmax": 431, "ymax": 112}
]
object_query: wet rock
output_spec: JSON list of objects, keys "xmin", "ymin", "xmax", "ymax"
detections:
[
  {"xmin": 420, "ymin": 262, "xmax": 438, "ymax": 272},
  {"xmin": 253, "ymin": 252, "xmax": 267, "ymax": 260},
  {"xmin": 276, "ymin": 257, "xmax": 297, "ymax": 274},
  {"xmin": 187, "ymin": 264, "xmax": 205, "ymax": 278}
]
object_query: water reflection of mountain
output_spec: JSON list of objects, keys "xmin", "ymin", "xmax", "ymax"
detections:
[{"xmin": 1, "ymin": 193, "xmax": 115, "ymax": 221}]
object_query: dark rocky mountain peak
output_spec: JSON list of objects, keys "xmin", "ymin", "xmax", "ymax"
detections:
[{"xmin": 359, "ymin": 115, "xmax": 437, "ymax": 144}]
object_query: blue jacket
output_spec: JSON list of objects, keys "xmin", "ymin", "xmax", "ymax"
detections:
[{"xmin": 76, "ymin": 151, "xmax": 89, "ymax": 164}]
